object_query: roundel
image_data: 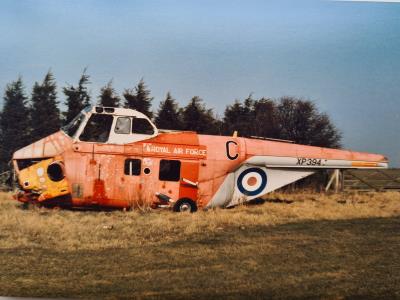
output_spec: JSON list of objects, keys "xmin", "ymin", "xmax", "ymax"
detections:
[{"xmin": 237, "ymin": 167, "xmax": 267, "ymax": 196}]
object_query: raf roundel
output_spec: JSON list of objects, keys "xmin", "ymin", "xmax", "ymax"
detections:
[{"xmin": 237, "ymin": 167, "xmax": 267, "ymax": 196}]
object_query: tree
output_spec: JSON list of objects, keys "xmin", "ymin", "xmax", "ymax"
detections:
[
  {"xmin": 182, "ymin": 96, "xmax": 218, "ymax": 134},
  {"xmin": 252, "ymin": 98, "xmax": 279, "ymax": 138},
  {"xmin": 154, "ymin": 92, "xmax": 183, "ymax": 130},
  {"xmin": 0, "ymin": 77, "xmax": 30, "ymax": 171},
  {"xmin": 98, "ymin": 80, "xmax": 120, "ymax": 107},
  {"xmin": 222, "ymin": 95, "xmax": 340, "ymax": 147},
  {"xmin": 223, "ymin": 95, "xmax": 278, "ymax": 138},
  {"xmin": 123, "ymin": 78, "xmax": 153, "ymax": 118},
  {"xmin": 63, "ymin": 69, "xmax": 91, "ymax": 124},
  {"xmin": 276, "ymin": 96, "xmax": 341, "ymax": 148},
  {"xmin": 30, "ymin": 71, "xmax": 61, "ymax": 141},
  {"xmin": 223, "ymin": 95, "xmax": 254, "ymax": 137}
]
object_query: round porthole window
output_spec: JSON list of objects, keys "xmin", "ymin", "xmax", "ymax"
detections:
[
  {"xmin": 144, "ymin": 168, "xmax": 151, "ymax": 175},
  {"xmin": 47, "ymin": 162, "xmax": 65, "ymax": 182}
]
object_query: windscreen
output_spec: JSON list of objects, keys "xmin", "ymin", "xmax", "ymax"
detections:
[
  {"xmin": 61, "ymin": 113, "xmax": 86, "ymax": 138},
  {"xmin": 79, "ymin": 113, "xmax": 114, "ymax": 143}
]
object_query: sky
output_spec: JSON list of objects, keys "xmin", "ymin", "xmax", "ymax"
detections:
[{"xmin": 0, "ymin": 0, "xmax": 399, "ymax": 166}]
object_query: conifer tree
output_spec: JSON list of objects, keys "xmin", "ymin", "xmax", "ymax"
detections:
[
  {"xmin": 0, "ymin": 77, "xmax": 30, "ymax": 171},
  {"xmin": 182, "ymin": 96, "xmax": 217, "ymax": 134},
  {"xmin": 63, "ymin": 69, "xmax": 91, "ymax": 124},
  {"xmin": 123, "ymin": 79, "xmax": 153, "ymax": 118},
  {"xmin": 30, "ymin": 71, "xmax": 61, "ymax": 141},
  {"xmin": 154, "ymin": 92, "xmax": 183, "ymax": 130},
  {"xmin": 98, "ymin": 80, "xmax": 120, "ymax": 107},
  {"xmin": 223, "ymin": 95, "xmax": 255, "ymax": 137}
]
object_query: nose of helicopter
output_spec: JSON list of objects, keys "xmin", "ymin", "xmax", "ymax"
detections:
[
  {"xmin": 12, "ymin": 131, "xmax": 73, "ymax": 204},
  {"xmin": 12, "ymin": 131, "xmax": 72, "ymax": 162},
  {"xmin": 16, "ymin": 157, "xmax": 70, "ymax": 203}
]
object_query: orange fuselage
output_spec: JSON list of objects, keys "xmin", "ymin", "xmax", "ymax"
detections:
[{"xmin": 12, "ymin": 128, "xmax": 387, "ymax": 209}]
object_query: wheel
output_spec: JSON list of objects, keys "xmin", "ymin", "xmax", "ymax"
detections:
[{"xmin": 173, "ymin": 198, "xmax": 197, "ymax": 213}]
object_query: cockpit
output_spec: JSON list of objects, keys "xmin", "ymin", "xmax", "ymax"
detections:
[{"xmin": 61, "ymin": 106, "xmax": 158, "ymax": 144}]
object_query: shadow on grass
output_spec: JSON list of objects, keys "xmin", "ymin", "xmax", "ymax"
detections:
[{"xmin": 1, "ymin": 216, "xmax": 399, "ymax": 299}]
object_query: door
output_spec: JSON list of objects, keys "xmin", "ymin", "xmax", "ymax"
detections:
[{"xmin": 179, "ymin": 160, "xmax": 200, "ymax": 202}]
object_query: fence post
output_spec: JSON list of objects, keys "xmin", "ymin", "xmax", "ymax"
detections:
[{"xmin": 325, "ymin": 169, "xmax": 341, "ymax": 193}]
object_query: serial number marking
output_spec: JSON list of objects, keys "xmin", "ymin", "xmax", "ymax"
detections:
[{"xmin": 296, "ymin": 157, "xmax": 322, "ymax": 166}]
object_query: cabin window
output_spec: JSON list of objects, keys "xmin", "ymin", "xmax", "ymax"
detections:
[
  {"xmin": 132, "ymin": 118, "xmax": 154, "ymax": 135},
  {"xmin": 124, "ymin": 159, "xmax": 141, "ymax": 176},
  {"xmin": 79, "ymin": 113, "xmax": 113, "ymax": 143},
  {"xmin": 115, "ymin": 117, "xmax": 131, "ymax": 134},
  {"xmin": 159, "ymin": 160, "xmax": 181, "ymax": 181}
]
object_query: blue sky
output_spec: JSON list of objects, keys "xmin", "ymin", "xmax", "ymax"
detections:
[{"xmin": 0, "ymin": 0, "xmax": 399, "ymax": 165}]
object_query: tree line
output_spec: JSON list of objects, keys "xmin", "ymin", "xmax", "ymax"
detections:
[{"xmin": 0, "ymin": 70, "xmax": 341, "ymax": 172}]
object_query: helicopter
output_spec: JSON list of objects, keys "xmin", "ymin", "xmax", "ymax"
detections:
[{"xmin": 12, "ymin": 105, "xmax": 388, "ymax": 212}]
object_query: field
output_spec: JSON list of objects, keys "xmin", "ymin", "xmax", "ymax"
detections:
[{"xmin": 0, "ymin": 192, "xmax": 400, "ymax": 299}]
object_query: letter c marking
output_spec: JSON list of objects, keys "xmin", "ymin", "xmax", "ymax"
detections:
[{"xmin": 226, "ymin": 141, "xmax": 239, "ymax": 160}]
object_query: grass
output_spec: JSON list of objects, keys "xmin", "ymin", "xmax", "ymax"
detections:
[{"xmin": 0, "ymin": 191, "xmax": 399, "ymax": 299}]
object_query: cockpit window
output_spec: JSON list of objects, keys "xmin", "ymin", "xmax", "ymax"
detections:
[
  {"xmin": 132, "ymin": 118, "xmax": 154, "ymax": 135},
  {"xmin": 83, "ymin": 105, "xmax": 92, "ymax": 113},
  {"xmin": 62, "ymin": 113, "xmax": 86, "ymax": 138},
  {"xmin": 79, "ymin": 113, "xmax": 113, "ymax": 143},
  {"xmin": 115, "ymin": 117, "xmax": 131, "ymax": 134}
]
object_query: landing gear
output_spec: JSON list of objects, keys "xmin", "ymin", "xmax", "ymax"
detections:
[{"xmin": 173, "ymin": 198, "xmax": 197, "ymax": 213}]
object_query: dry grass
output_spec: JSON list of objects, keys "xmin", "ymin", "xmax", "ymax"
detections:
[
  {"xmin": 0, "ymin": 191, "xmax": 399, "ymax": 251},
  {"xmin": 0, "ymin": 191, "xmax": 399, "ymax": 298}
]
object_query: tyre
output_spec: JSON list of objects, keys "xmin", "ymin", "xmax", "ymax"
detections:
[{"xmin": 173, "ymin": 198, "xmax": 197, "ymax": 213}]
